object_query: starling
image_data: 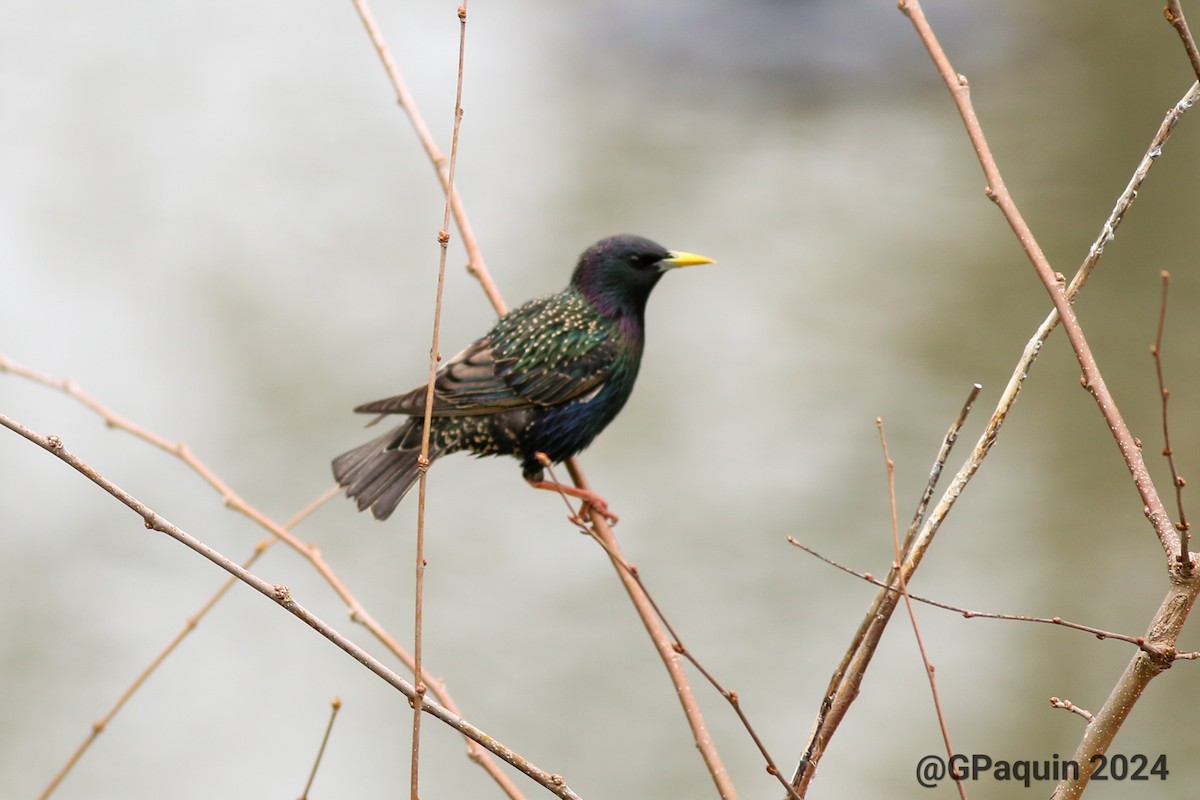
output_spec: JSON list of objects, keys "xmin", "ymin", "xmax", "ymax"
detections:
[{"xmin": 332, "ymin": 234, "xmax": 714, "ymax": 521}]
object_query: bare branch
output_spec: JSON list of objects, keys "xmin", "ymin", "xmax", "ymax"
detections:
[
  {"xmin": 899, "ymin": 0, "xmax": 1182, "ymax": 562},
  {"xmin": 349, "ymin": 0, "xmax": 504, "ymax": 314},
  {"xmin": 1165, "ymin": 1, "xmax": 1200, "ymax": 82},
  {"xmin": 40, "ymin": 536, "xmax": 273, "ymax": 799},
  {"xmin": 1050, "ymin": 583, "xmax": 1198, "ymax": 799},
  {"xmin": 885, "ymin": 4, "xmax": 1200, "ymax": 798},
  {"xmin": 1151, "ymin": 271, "xmax": 1192, "ymax": 565},
  {"xmin": 343, "ymin": 4, "xmax": 737, "ymax": 794},
  {"xmin": 411, "ymin": 5, "xmax": 471, "ymax": 795},
  {"xmin": 2, "ymin": 353, "xmax": 527, "ymax": 798},
  {"xmin": 792, "ymin": 384, "xmax": 979, "ymax": 795},
  {"xmin": 787, "ymin": 538, "xmax": 1165, "ymax": 652},
  {"xmin": 901, "ymin": 384, "xmax": 982, "ymax": 556},
  {"xmin": 1049, "ymin": 697, "xmax": 1095, "ymax": 725},
  {"xmin": 536, "ymin": 458, "xmax": 799, "ymax": 800},
  {"xmin": 877, "ymin": 420, "xmax": 967, "ymax": 800},
  {"xmin": 789, "ymin": 66, "xmax": 1198, "ymax": 782},
  {"xmin": 299, "ymin": 697, "xmax": 342, "ymax": 800},
  {"xmin": 0, "ymin": 411, "xmax": 585, "ymax": 800},
  {"xmin": 560, "ymin": 459, "xmax": 738, "ymax": 799}
]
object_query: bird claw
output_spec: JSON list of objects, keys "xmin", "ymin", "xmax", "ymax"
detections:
[
  {"xmin": 579, "ymin": 497, "xmax": 619, "ymax": 525},
  {"xmin": 526, "ymin": 478, "xmax": 618, "ymax": 524}
]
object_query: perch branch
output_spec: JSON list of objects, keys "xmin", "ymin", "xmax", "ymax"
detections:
[
  {"xmin": 411, "ymin": 5, "xmax": 470, "ymax": 796},
  {"xmin": 539, "ymin": 458, "xmax": 799, "ymax": 800},
  {"xmin": 564, "ymin": 461, "xmax": 739, "ymax": 800},
  {"xmin": 346, "ymin": 4, "xmax": 737, "ymax": 795}
]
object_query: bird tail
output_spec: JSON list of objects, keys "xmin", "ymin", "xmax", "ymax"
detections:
[{"xmin": 331, "ymin": 423, "xmax": 441, "ymax": 521}]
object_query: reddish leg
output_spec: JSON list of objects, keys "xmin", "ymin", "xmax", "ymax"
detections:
[{"xmin": 526, "ymin": 479, "xmax": 619, "ymax": 524}]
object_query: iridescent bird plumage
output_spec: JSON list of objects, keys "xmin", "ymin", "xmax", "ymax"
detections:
[{"xmin": 332, "ymin": 234, "xmax": 713, "ymax": 520}]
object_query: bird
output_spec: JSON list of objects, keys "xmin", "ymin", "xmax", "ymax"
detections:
[{"xmin": 332, "ymin": 234, "xmax": 714, "ymax": 521}]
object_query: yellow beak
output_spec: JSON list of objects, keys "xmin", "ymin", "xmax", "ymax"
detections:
[{"xmin": 662, "ymin": 250, "xmax": 715, "ymax": 269}]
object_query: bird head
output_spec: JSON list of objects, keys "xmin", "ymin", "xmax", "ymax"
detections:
[{"xmin": 571, "ymin": 234, "xmax": 714, "ymax": 318}]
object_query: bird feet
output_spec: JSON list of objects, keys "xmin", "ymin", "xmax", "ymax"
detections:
[
  {"xmin": 573, "ymin": 488, "xmax": 619, "ymax": 526},
  {"xmin": 526, "ymin": 479, "xmax": 619, "ymax": 525}
]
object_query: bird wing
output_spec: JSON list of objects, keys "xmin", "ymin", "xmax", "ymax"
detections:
[{"xmin": 354, "ymin": 296, "xmax": 617, "ymax": 418}]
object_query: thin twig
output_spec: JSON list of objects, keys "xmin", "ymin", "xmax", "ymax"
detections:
[
  {"xmin": 344, "ymin": 3, "xmax": 735, "ymax": 792},
  {"xmin": 900, "ymin": 0, "xmax": 1180, "ymax": 561},
  {"xmin": 0, "ymin": 354, "xmax": 523, "ymax": 800},
  {"xmin": 1150, "ymin": 271, "xmax": 1191, "ymax": 567},
  {"xmin": 1049, "ymin": 697, "xmax": 1095, "ymax": 725},
  {"xmin": 877, "ymin": 420, "xmax": 967, "ymax": 800},
  {"xmin": 561, "ymin": 459, "xmax": 739, "ymax": 799},
  {"xmin": 349, "ymin": 0, "xmax": 503, "ymax": 314},
  {"xmin": 300, "ymin": 697, "xmax": 342, "ymax": 800},
  {"xmin": 1078, "ymin": 83, "xmax": 1200, "ymax": 284},
  {"xmin": 1165, "ymin": 1, "xmax": 1200, "ymax": 82},
  {"xmin": 0, "ymin": 412, "xmax": 585, "ymax": 800},
  {"xmin": 537, "ymin": 463, "xmax": 797, "ymax": 800},
  {"xmin": 890, "ymin": 4, "xmax": 1200, "ymax": 799},
  {"xmin": 900, "ymin": 385, "xmax": 982, "ymax": 558},
  {"xmin": 38, "ymin": 488, "xmax": 333, "ymax": 798},
  {"xmin": 39, "ymin": 535, "xmax": 270, "ymax": 799},
  {"xmin": 411, "ymin": 6, "xmax": 470, "ymax": 796},
  {"xmin": 796, "ymin": 21, "xmax": 1195, "ymax": 796},
  {"xmin": 786, "ymin": 538, "xmax": 1167, "ymax": 653},
  {"xmin": 793, "ymin": 384, "xmax": 978, "ymax": 795}
]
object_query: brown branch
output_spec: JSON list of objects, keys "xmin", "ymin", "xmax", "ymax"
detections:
[
  {"xmin": 0, "ymin": 411, "xmax": 585, "ymax": 800},
  {"xmin": 792, "ymin": 384, "xmax": 979, "ymax": 795},
  {"xmin": 1165, "ymin": 1, "xmax": 1200, "ymax": 82},
  {"xmin": 1151, "ymin": 271, "xmax": 1191, "ymax": 565},
  {"xmin": 411, "ymin": 6, "xmax": 470, "ymax": 796},
  {"xmin": 790, "ymin": 67, "xmax": 1197, "ymax": 779},
  {"xmin": 901, "ymin": 384, "xmax": 981, "ymax": 556},
  {"xmin": 892, "ymin": 4, "xmax": 1200, "ymax": 798},
  {"xmin": 1079, "ymin": 83, "xmax": 1199, "ymax": 281},
  {"xmin": 899, "ymin": 0, "xmax": 1182, "ymax": 563},
  {"xmin": 40, "ymin": 536, "xmax": 272, "ymax": 799},
  {"xmin": 349, "ymin": 0, "xmax": 504, "ymax": 314},
  {"xmin": 591, "ymin": 537, "xmax": 797, "ymax": 800},
  {"xmin": 537, "ymin": 459, "xmax": 797, "ymax": 800},
  {"xmin": 787, "ymin": 538, "xmax": 1165, "ymax": 652},
  {"xmin": 1050, "ymin": 582, "xmax": 1199, "ymax": 799},
  {"xmin": 300, "ymin": 697, "xmax": 342, "ymax": 800},
  {"xmin": 0, "ymin": 354, "xmax": 525, "ymax": 800},
  {"xmin": 38, "ymin": 487, "xmax": 332, "ymax": 798},
  {"xmin": 1049, "ymin": 697, "xmax": 1095, "ymax": 725},
  {"xmin": 345, "ymin": 4, "xmax": 736, "ymax": 795},
  {"xmin": 877, "ymin": 420, "xmax": 966, "ymax": 800},
  {"xmin": 561, "ymin": 460, "xmax": 738, "ymax": 799}
]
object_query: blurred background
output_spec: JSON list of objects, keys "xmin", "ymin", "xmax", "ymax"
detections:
[{"xmin": 4, "ymin": 1, "xmax": 1200, "ymax": 797}]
